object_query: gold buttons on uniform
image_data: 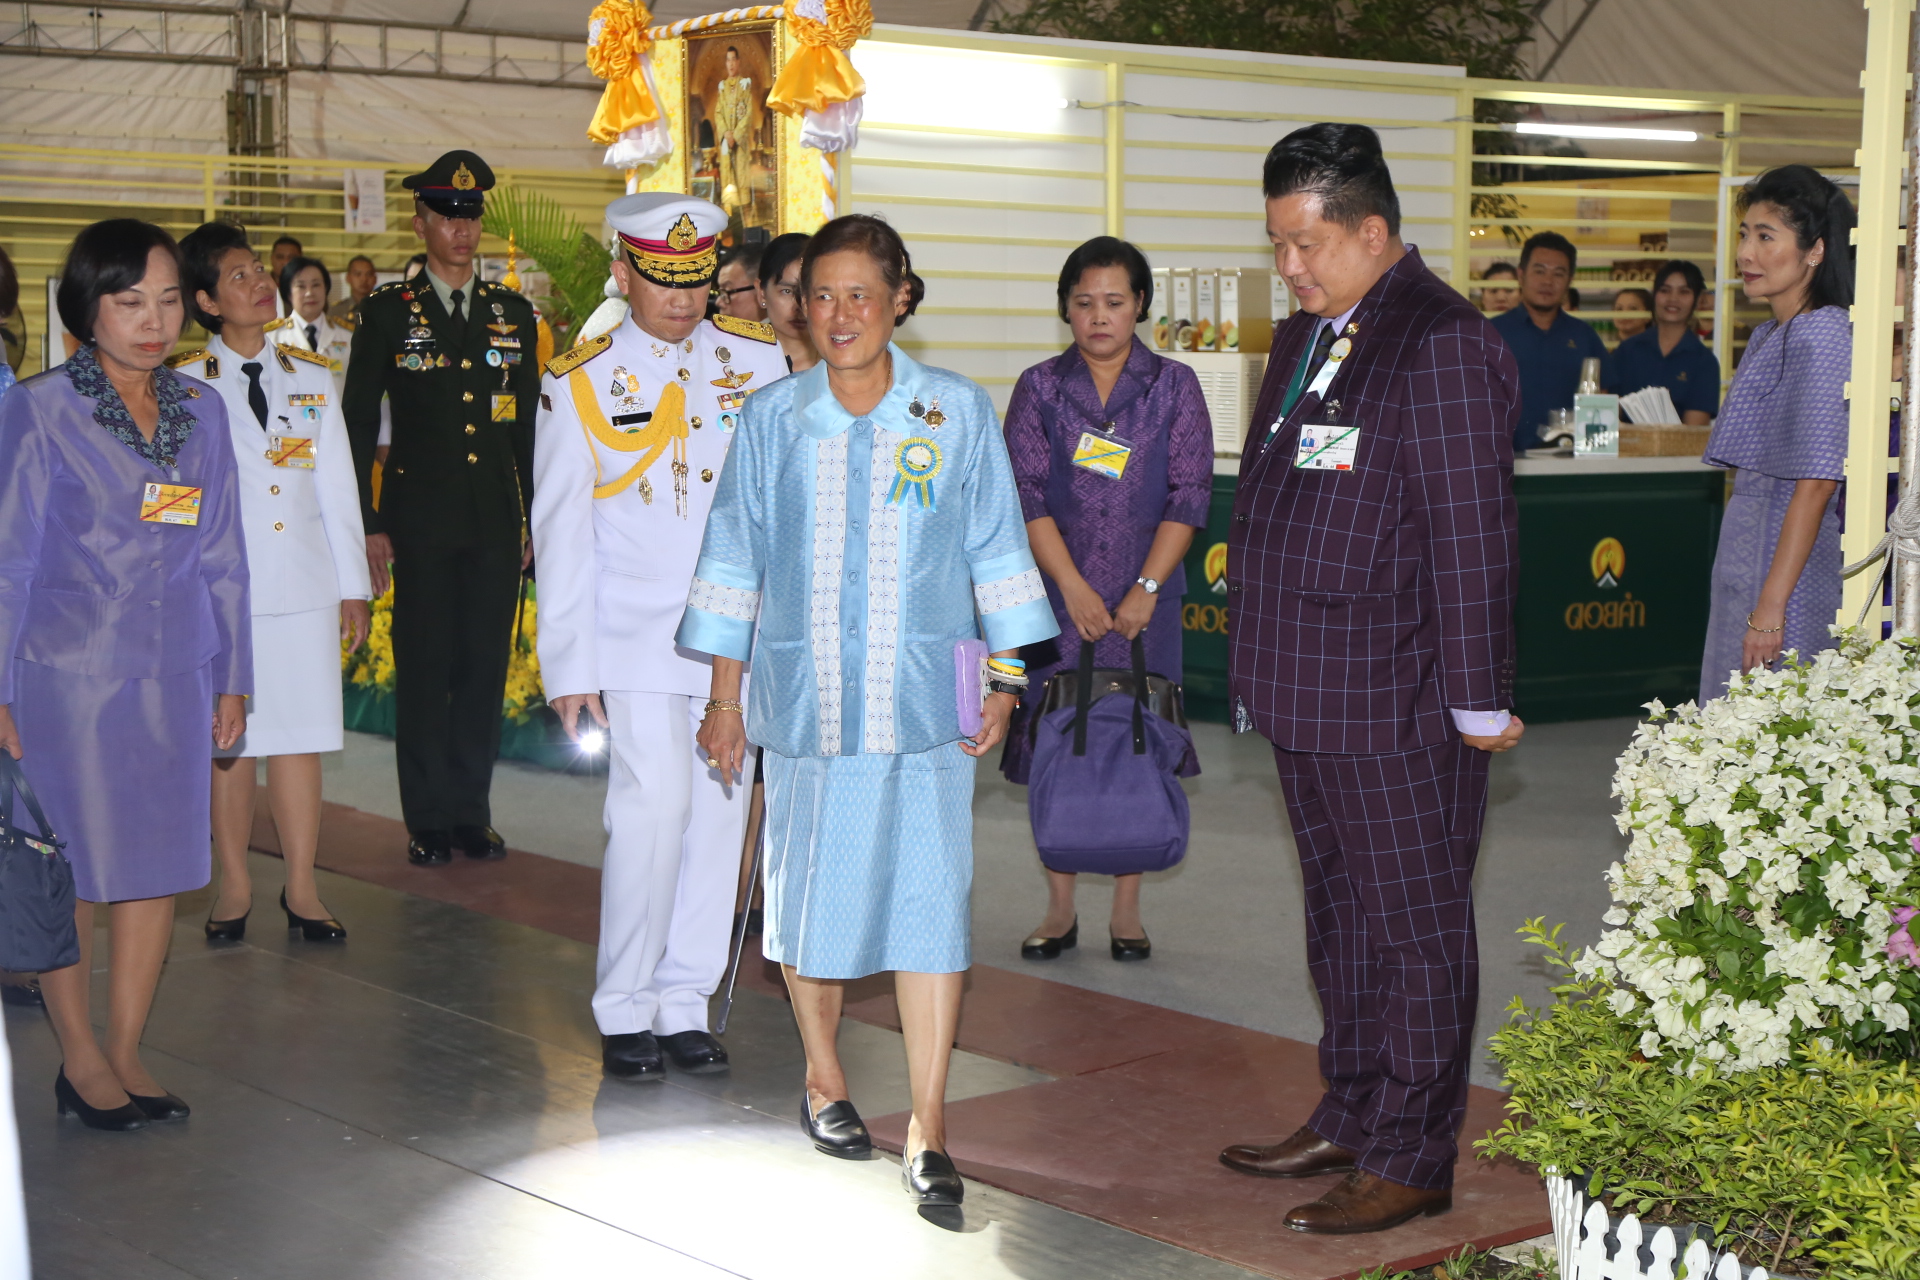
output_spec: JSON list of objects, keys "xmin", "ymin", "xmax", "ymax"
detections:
[
  {"xmin": 690, "ymin": 416, "xmax": 703, "ymax": 429},
  {"xmin": 677, "ymin": 368, "xmax": 691, "ymax": 382},
  {"xmin": 273, "ymin": 522, "xmax": 285, "ymax": 532},
  {"xmin": 465, "ymin": 424, "xmax": 476, "ymax": 435},
  {"xmin": 462, "ymin": 391, "xmax": 474, "ymax": 403},
  {"xmin": 467, "ymin": 452, "xmax": 478, "ymax": 464},
  {"xmin": 461, "ymin": 358, "xmax": 472, "ymax": 370},
  {"xmin": 701, "ymin": 468, "xmax": 713, "ymax": 482},
  {"xmin": 269, "ymin": 485, "xmax": 280, "ymax": 495}
]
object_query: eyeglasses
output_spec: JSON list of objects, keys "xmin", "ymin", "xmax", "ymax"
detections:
[{"xmin": 720, "ymin": 284, "xmax": 758, "ymax": 299}]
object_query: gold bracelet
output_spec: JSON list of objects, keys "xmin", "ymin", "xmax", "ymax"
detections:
[
  {"xmin": 1745, "ymin": 612, "xmax": 1783, "ymax": 634},
  {"xmin": 704, "ymin": 699, "xmax": 744, "ymax": 716}
]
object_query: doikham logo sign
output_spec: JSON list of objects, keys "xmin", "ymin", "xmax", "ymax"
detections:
[{"xmin": 1565, "ymin": 536, "xmax": 1645, "ymax": 631}]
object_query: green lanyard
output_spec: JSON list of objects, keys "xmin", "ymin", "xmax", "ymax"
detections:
[{"xmin": 1276, "ymin": 325, "xmax": 1323, "ymax": 422}]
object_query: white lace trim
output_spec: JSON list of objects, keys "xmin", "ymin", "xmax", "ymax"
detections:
[
  {"xmin": 975, "ymin": 567, "xmax": 1046, "ymax": 615},
  {"xmin": 863, "ymin": 426, "xmax": 903, "ymax": 754},
  {"xmin": 810, "ymin": 433, "xmax": 848, "ymax": 755},
  {"xmin": 687, "ymin": 577, "xmax": 759, "ymax": 622}
]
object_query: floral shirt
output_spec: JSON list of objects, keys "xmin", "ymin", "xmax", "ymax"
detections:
[{"xmin": 64, "ymin": 343, "xmax": 198, "ymax": 471}]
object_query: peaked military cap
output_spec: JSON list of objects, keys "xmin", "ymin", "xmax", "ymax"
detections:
[{"xmin": 403, "ymin": 150, "xmax": 493, "ymax": 219}]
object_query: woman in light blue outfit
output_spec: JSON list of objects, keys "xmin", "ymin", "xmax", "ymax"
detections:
[{"xmin": 681, "ymin": 216, "xmax": 1057, "ymax": 1208}]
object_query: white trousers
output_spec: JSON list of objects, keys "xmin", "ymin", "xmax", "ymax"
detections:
[{"xmin": 594, "ymin": 690, "xmax": 753, "ymax": 1037}]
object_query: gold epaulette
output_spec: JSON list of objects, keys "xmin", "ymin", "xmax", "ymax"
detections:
[
  {"xmin": 335, "ymin": 315, "xmax": 357, "ymax": 332},
  {"xmin": 164, "ymin": 348, "xmax": 207, "ymax": 369},
  {"xmin": 711, "ymin": 314, "xmax": 776, "ymax": 344},
  {"xmin": 547, "ymin": 331, "xmax": 612, "ymax": 378},
  {"xmin": 264, "ymin": 316, "xmax": 292, "ymax": 333},
  {"xmin": 278, "ymin": 343, "xmax": 331, "ymax": 367}
]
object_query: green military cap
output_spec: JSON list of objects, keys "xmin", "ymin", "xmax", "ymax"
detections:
[{"xmin": 402, "ymin": 150, "xmax": 493, "ymax": 219}]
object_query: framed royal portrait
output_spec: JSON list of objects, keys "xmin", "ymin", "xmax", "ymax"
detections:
[{"xmin": 631, "ymin": 12, "xmax": 831, "ymax": 243}]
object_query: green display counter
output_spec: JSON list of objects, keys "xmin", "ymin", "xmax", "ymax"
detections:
[{"xmin": 1176, "ymin": 455, "xmax": 1724, "ymax": 725}]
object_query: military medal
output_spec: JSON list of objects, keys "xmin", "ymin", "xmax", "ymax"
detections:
[
  {"xmin": 715, "ymin": 346, "xmax": 732, "ymax": 363},
  {"xmin": 487, "ymin": 321, "xmax": 518, "ymax": 335},
  {"xmin": 492, "ymin": 301, "xmax": 504, "ymax": 316},
  {"xmin": 908, "ymin": 397, "xmax": 925, "ymax": 419},
  {"xmin": 718, "ymin": 391, "xmax": 745, "ymax": 412},
  {"xmin": 889, "ymin": 437, "xmax": 942, "ymax": 509},
  {"xmin": 923, "ymin": 397, "xmax": 945, "ymax": 428},
  {"xmin": 638, "ymin": 475, "xmax": 654, "ymax": 505},
  {"xmin": 710, "ymin": 368, "xmax": 754, "ymax": 390}
]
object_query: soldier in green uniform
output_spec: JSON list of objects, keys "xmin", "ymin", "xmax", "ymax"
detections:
[{"xmin": 343, "ymin": 149, "xmax": 538, "ymax": 866}]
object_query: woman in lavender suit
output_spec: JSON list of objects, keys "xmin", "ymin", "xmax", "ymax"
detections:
[{"xmin": 0, "ymin": 220, "xmax": 251, "ymax": 1131}]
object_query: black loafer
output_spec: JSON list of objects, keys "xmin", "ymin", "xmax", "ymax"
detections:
[
  {"xmin": 902, "ymin": 1148, "xmax": 964, "ymax": 1206},
  {"xmin": 1020, "ymin": 917, "xmax": 1078, "ymax": 961},
  {"xmin": 407, "ymin": 830, "xmax": 453, "ymax": 867},
  {"xmin": 801, "ymin": 1096, "xmax": 873, "ymax": 1159},
  {"xmin": 658, "ymin": 1030, "xmax": 729, "ymax": 1074},
  {"xmin": 129, "ymin": 1092, "xmax": 191, "ymax": 1122},
  {"xmin": 602, "ymin": 1032, "xmax": 665, "ymax": 1081},
  {"xmin": 452, "ymin": 825, "xmax": 507, "ymax": 861},
  {"xmin": 1110, "ymin": 933, "xmax": 1151, "ymax": 961}
]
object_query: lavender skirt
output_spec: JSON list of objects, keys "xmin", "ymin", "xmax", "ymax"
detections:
[
  {"xmin": 11, "ymin": 659, "xmax": 213, "ymax": 902},
  {"xmin": 1698, "ymin": 469, "xmax": 1842, "ymax": 702}
]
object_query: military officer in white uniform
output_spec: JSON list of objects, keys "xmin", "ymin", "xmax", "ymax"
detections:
[{"xmin": 532, "ymin": 193, "xmax": 788, "ymax": 1081}]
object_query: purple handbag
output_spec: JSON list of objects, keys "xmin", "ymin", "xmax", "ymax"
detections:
[
  {"xmin": 955, "ymin": 638, "xmax": 988, "ymax": 738},
  {"xmin": 1027, "ymin": 636, "xmax": 1192, "ymax": 875}
]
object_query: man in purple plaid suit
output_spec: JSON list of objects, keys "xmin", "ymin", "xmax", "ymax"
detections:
[{"xmin": 1217, "ymin": 124, "xmax": 1524, "ymax": 1235}]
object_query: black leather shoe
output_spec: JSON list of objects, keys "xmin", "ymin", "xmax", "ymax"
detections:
[
  {"xmin": 602, "ymin": 1032, "xmax": 664, "ymax": 1081},
  {"xmin": 902, "ymin": 1148, "xmax": 965, "ymax": 1206},
  {"xmin": 54, "ymin": 1071, "xmax": 147, "ymax": 1132},
  {"xmin": 281, "ymin": 890, "xmax": 346, "ymax": 942},
  {"xmin": 801, "ymin": 1096, "xmax": 873, "ymax": 1159},
  {"xmin": 658, "ymin": 1030, "xmax": 729, "ymax": 1074},
  {"xmin": 128, "ymin": 1091, "xmax": 190, "ymax": 1122},
  {"xmin": 204, "ymin": 909, "xmax": 249, "ymax": 942},
  {"xmin": 1020, "ymin": 917, "xmax": 1078, "ymax": 961},
  {"xmin": 453, "ymin": 825, "xmax": 507, "ymax": 860},
  {"xmin": 1110, "ymin": 932, "xmax": 1151, "ymax": 961},
  {"xmin": 407, "ymin": 831, "xmax": 454, "ymax": 867}
]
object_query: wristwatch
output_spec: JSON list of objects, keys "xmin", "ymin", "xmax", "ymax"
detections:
[{"xmin": 1136, "ymin": 576, "xmax": 1160, "ymax": 595}]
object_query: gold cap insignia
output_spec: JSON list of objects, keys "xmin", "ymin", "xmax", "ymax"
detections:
[
  {"xmin": 667, "ymin": 213, "xmax": 699, "ymax": 251},
  {"xmin": 452, "ymin": 163, "xmax": 477, "ymax": 191}
]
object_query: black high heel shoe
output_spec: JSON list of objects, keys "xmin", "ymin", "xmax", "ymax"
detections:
[
  {"xmin": 282, "ymin": 890, "xmax": 346, "ymax": 942},
  {"xmin": 1110, "ymin": 932, "xmax": 1152, "ymax": 961},
  {"xmin": 128, "ymin": 1091, "xmax": 190, "ymax": 1122},
  {"xmin": 54, "ymin": 1071, "xmax": 147, "ymax": 1132},
  {"xmin": 902, "ymin": 1148, "xmax": 965, "ymax": 1206},
  {"xmin": 1020, "ymin": 917, "xmax": 1078, "ymax": 961},
  {"xmin": 204, "ymin": 908, "xmax": 249, "ymax": 942}
]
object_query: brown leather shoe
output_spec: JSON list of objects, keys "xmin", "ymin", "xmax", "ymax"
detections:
[
  {"xmin": 1219, "ymin": 1125, "xmax": 1358, "ymax": 1178},
  {"xmin": 1284, "ymin": 1171, "xmax": 1451, "ymax": 1234}
]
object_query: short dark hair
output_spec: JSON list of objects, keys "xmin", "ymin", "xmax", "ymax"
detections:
[
  {"xmin": 272, "ymin": 234, "xmax": 303, "ymax": 252},
  {"xmin": 723, "ymin": 243, "xmax": 765, "ymax": 279},
  {"xmin": 800, "ymin": 214, "xmax": 924, "ymax": 323},
  {"xmin": 1651, "ymin": 259, "xmax": 1706, "ymax": 307},
  {"xmin": 1614, "ymin": 287, "xmax": 1652, "ymax": 312},
  {"xmin": 1520, "ymin": 231, "xmax": 1578, "ymax": 274},
  {"xmin": 0, "ymin": 246, "xmax": 16, "ymax": 321},
  {"xmin": 1056, "ymin": 236, "xmax": 1151, "ymax": 324},
  {"xmin": 280, "ymin": 256, "xmax": 331, "ymax": 310},
  {"xmin": 1737, "ymin": 165, "xmax": 1855, "ymax": 312},
  {"xmin": 1483, "ymin": 261, "xmax": 1518, "ymax": 280},
  {"xmin": 56, "ymin": 218, "xmax": 181, "ymax": 345},
  {"xmin": 347, "ymin": 254, "xmax": 376, "ymax": 272},
  {"xmin": 758, "ymin": 232, "xmax": 809, "ymax": 291},
  {"xmin": 179, "ymin": 220, "xmax": 255, "ymax": 333},
  {"xmin": 1261, "ymin": 123, "xmax": 1401, "ymax": 237}
]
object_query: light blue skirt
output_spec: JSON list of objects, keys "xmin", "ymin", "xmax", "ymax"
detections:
[{"xmin": 761, "ymin": 741, "xmax": 975, "ymax": 979}]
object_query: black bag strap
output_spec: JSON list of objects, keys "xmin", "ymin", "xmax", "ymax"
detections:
[
  {"xmin": 0, "ymin": 754, "xmax": 58, "ymax": 845},
  {"xmin": 1071, "ymin": 637, "xmax": 1097, "ymax": 756},
  {"xmin": 1130, "ymin": 633, "xmax": 1148, "ymax": 755}
]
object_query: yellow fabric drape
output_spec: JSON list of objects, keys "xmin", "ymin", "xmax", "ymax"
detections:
[
  {"xmin": 767, "ymin": 0, "xmax": 872, "ymax": 118},
  {"xmin": 586, "ymin": 0, "xmax": 660, "ymax": 146},
  {"xmin": 570, "ymin": 367, "xmax": 688, "ymax": 501}
]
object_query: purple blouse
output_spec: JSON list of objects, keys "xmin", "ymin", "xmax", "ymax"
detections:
[
  {"xmin": 1003, "ymin": 340, "xmax": 1213, "ymax": 604},
  {"xmin": 1703, "ymin": 306, "xmax": 1850, "ymax": 481},
  {"xmin": 0, "ymin": 356, "xmax": 252, "ymax": 702}
]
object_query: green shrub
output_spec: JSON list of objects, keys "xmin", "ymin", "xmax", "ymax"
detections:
[{"xmin": 1480, "ymin": 921, "xmax": 1920, "ymax": 1278}]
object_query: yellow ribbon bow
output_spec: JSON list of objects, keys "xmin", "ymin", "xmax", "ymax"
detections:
[
  {"xmin": 767, "ymin": 0, "xmax": 872, "ymax": 120},
  {"xmin": 585, "ymin": 0, "xmax": 661, "ymax": 146}
]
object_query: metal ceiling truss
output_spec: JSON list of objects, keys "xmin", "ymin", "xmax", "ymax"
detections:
[{"xmin": 0, "ymin": 0, "xmax": 595, "ymax": 89}]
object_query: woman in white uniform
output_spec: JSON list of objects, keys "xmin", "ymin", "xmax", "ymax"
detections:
[
  {"xmin": 176, "ymin": 222, "xmax": 373, "ymax": 941},
  {"xmin": 274, "ymin": 255, "xmax": 353, "ymax": 393}
]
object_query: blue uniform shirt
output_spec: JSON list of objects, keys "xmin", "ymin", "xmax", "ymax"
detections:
[
  {"xmin": 1490, "ymin": 306, "xmax": 1613, "ymax": 451},
  {"xmin": 1611, "ymin": 327, "xmax": 1721, "ymax": 420}
]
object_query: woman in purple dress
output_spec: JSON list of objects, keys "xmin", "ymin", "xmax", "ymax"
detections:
[
  {"xmin": 1002, "ymin": 237, "xmax": 1211, "ymax": 961},
  {"xmin": 0, "ymin": 220, "xmax": 251, "ymax": 1131},
  {"xmin": 1700, "ymin": 166, "xmax": 1854, "ymax": 700}
]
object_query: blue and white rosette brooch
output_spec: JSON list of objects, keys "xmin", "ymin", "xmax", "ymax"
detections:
[{"xmin": 890, "ymin": 394, "xmax": 946, "ymax": 508}]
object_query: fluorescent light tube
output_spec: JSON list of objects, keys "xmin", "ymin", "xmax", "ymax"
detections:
[{"xmin": 1515, "ymin": 122, "xmax": 1698, "ymax": 143}]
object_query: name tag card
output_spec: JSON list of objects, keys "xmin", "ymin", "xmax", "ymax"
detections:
[
  {"xmin": 139, "ymin": 482, "xmax": 202, "ymax": 525},
  {"xmin": 1071, "ymin": 430, "xmax": 1134, "ymax": 480},
  {"xmin": 268, "ymin": 436, "xmax": 316, "ymax": 469},
  {"xmin": 1293, "ymin": 421, "xmax": 1360, "ymax": 471},
  {"xmin": 491, "ymin": 394, "xmax": 517, "ymax": 422}
]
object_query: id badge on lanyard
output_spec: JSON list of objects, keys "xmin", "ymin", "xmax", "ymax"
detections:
[{"xmin": 1071, "ymin": 424, "xmax": 1135, "ymax": 480}]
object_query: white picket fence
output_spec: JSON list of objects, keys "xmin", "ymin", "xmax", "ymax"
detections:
[{"xmin": 1547, "ymin": 1176, "xmax": 1777, "ymax": 1280}]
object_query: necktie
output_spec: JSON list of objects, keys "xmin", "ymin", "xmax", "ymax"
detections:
[
  {"xmin": 1277, "ymin": 322, "xmax": 1340, "ymax": 424},
  {"xmin": 448, "ymin": 288, "xmax": 464, "ymax": 323},
  {"xmin": 446, "ymin": 287, "xmax": 466, "ymax": 344},
  {"xmin": 305, "ymin": 322, "xmax": 318, "ymax": 351},
  {"xmin": 241, "ymin": 362, "xmax": 268, "ymax": 430}
]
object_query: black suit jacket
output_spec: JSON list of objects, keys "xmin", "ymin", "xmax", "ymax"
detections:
[{"xmin": 342, "ymin": 277, "xmax": 538, "ymax": 549}]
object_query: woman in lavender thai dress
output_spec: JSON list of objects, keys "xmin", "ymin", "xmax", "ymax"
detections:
[
  {"xmin": 1002, "ymin": 237, "xmax": 1212, "ymax": 961},
  {"xmin": 0, "ymin": 221, "xmax": 251, "ymax": 1130},
  {"xmin": 1699, "ymin": 166, "xmax": 1854, "ymax": 700}
]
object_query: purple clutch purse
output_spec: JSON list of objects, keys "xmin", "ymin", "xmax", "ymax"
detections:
[{"xmin": 955, "ymin": 639, "xmax": 989, "ymax": 737}]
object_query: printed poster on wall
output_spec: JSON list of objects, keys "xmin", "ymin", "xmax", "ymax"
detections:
[{"xmin": 342, "ymin": 170, "xmax": 386, "ymax": 233}]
